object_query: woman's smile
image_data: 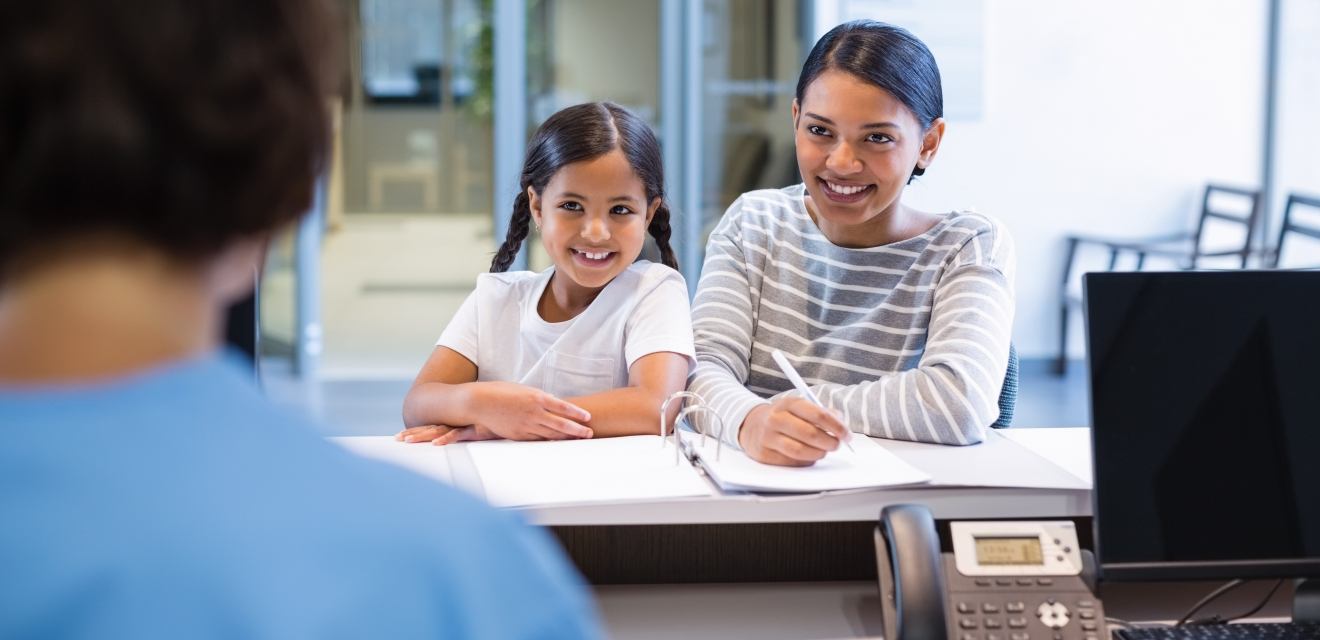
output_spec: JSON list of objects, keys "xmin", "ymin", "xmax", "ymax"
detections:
[{"xmin": 817, "ymin": 177, "xmax": 876, "ymax": 203}]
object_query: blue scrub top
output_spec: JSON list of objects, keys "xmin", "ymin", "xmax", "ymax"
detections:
[{"xmin": 0, "ymin": 352, "xmax": 601, "ymax": 639}]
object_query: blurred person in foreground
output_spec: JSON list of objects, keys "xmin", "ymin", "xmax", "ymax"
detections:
[{"xmin": 0, "ymin": 1, "xmax": 601, "ymax": 638}]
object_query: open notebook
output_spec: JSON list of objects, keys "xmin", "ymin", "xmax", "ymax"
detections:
[
  {"xmin": 676, "ymin": 430, "xmax": 930, "ymax": 493},
  {"xmin": 464, "ymin": 431, "xmax": 931, "ymax": 508}
]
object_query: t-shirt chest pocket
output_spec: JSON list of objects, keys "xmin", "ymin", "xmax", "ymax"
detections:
[{"xmin": 542, "ymin": 351, "xmax": 619, "ymax": 399}]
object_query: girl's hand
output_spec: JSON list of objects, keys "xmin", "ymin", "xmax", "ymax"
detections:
[
  {"xmin": 396, "ymin": 424, "xmax": 500, "ymax": 445},
  {"xmin": 738, "ymin": 397, "xmax": 847, "ymax": 466},
  {"xmin": 466, "ymin": 382, "xmax": 594, "ymax": 441}
]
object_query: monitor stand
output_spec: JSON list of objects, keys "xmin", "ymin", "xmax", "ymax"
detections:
[{"xmin": 1297, "ymin": 579, "xmax": 1320, "ymax": 623}]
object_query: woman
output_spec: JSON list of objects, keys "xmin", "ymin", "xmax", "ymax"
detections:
[{"xmin": 686, "ymin": 20, "xmax": 1015, "ymax": 466}]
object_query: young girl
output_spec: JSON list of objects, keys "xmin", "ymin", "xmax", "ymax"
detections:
[
  {"xmin": 398, "ymin": 102, "xmax": 694, "ymax": 446},
  {"xmin": 686, "ymin": 20, "xmax": 1015, "ymax": 466}
]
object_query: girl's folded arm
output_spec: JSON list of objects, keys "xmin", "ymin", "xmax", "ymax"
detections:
[
  {"xmin": 402, "ymin": 346, "xmax": 480, "ymax": 428},
  {"xmin": 564, "ymin": 351, "xmax": 691, "ymax": 438}
]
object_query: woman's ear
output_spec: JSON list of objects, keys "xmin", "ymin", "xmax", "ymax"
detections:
[
  {"xmin": 791, "ymin": 98, "xmax": 801, "ymax": 128},
  {"xmin": 526, "ymin": 186, "xmax": 543, "ymax": 229},
  {"xmin": 916, "ymin": 117, "xmax": 946, "ymax": 170}
]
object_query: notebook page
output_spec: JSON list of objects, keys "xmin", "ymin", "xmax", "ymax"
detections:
[
  {"xmin": 680, "ymin": 432, "xmax": 930, "ymax": 493},
  {"xmin": 466, "ymin": 435, "xmax": 715, "ymax": 507}
]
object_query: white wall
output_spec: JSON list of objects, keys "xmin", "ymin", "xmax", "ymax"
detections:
[
  {"xmin": 1273, "ymin": 0, "xmax": 1320, "ymax": 260},
  {"xmin": 837, "ymin": 1, "xmax": 1267, "ymax": 359}
]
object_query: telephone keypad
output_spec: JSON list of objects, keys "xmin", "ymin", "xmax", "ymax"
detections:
[{"xmin": 944, "ymin": 562, "xmax": 1103, "ymax": 640}]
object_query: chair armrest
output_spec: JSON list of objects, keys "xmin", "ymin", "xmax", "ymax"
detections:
[{"xmin": 1065, "ymin": 231, "xmax": 1193, "ymax": 250}]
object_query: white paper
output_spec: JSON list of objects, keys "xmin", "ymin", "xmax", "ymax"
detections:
[
  {"xmin": 877, "ymin": 429, "xmax": 1091, "ymax": 490},
  {"xmin": 331, "ymin": 436, "xmax": 454, "ymax": 485},
  {"xmin": 997, "ymin": 427, "xmax": 1093, "ymax": 486},
  {"xmin": 465, "ymin": 436, "xmax": 715, "ymax": 508},
  {"xmin": 681, "ymin": 432, "xmax": 931, "ymax": 493}
]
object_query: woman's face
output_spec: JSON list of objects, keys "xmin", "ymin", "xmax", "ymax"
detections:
[
  {"xmin": 793, "ymin": 69, "xmax": 942, "ymax": 233},
  {"xmin": 529, "ymin": 148, "xmax": 658, "ymax": 294}
]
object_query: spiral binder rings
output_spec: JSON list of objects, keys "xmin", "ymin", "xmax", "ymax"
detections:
[{"xmin": 657, "ymin": 391, "xmax": 932, "ymax": 494}]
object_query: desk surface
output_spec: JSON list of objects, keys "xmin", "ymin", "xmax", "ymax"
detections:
[{"xmin": 334, "ymin": 427, "xmax": 1093, "ymax": 526}]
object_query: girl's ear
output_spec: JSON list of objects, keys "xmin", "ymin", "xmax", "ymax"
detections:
[
  {"xmin": 917, "ymin": 117, "xmax": 946, "ymax": 170},
  {"xmin": 645, "ymin": 197, "xmax": 661, "ymax": 226},
  {"xmin": 791, "ymin": 98, "xmax": 800, "ymax": 128},
  {"xmin": 526, "ymin": 186, "xmax": 543, "ymax": 227}
]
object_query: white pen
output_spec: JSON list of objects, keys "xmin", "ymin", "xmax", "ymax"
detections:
[{"xmin": 770, "ymin": 349, "xmax": 855, "ymax": 452}]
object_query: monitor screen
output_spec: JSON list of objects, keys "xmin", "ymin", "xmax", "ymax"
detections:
[{"xmin": 1085, "ymin": 271, "xmax": 1320, "ymax": 581}]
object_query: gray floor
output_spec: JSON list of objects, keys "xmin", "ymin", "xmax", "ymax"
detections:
[{"xmin": 263, "ymin": 358, "xmax": 1091, "ymax": 437}]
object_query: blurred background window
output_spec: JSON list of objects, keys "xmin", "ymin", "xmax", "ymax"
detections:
[{"xmin": 256, "ymin": 0, "xmax": 1318, "ymax": 433}]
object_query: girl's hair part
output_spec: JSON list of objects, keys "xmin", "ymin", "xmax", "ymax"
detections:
[
  {"xmin": 795, "ymin": 19, "xmax": 943, "ymax": 177},
  {"xmin": 490, "ymin": 101, "xmax": 679, "ymax": 273}
]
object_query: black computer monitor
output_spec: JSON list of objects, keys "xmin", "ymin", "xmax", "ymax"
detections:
[{"xmin": 1084, "ymin": 270, "xmax": 1320, "ymax": 582}]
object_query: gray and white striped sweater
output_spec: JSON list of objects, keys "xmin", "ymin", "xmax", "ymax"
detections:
[{"xmin": 686, "ymin": 184, "xmax": 1015, "ymax": 447}]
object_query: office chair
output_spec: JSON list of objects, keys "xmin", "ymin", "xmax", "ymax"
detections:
[
  {"xmin": 1266, "ymin": 193, "xmax": 1320, "ymax": 269},
  {"xmin": 1055, "ymin": 184, "xmax": 1262, "ymax": 373},
  {"xmin": 990, "ymin": 342, "xmax": 1018, "ymax": 429}
]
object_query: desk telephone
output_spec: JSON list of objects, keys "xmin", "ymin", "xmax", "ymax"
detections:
[{"xmin": 875, "ymin": 504, "xmax": 1106, "ymax": 640}]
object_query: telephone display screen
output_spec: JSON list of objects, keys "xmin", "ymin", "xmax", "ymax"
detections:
[{"xmin": 974, "ymin": 537, "xmax": 1044, "ymax": 565}]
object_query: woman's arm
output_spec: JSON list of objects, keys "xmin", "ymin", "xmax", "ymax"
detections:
[
  {"xmin": 804, "ymin": 241, "xmax": 1015, "ymax": 445},
  {"xmin": 684, "ymin": 206, "xmax": 776, "ymax": 445},
  {"xmin": 686, "ymin": 201, "xmax": 853, "ymax": 466}
]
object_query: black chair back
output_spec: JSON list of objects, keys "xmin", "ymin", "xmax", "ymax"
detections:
[
  {"xmin": 1190, "ymin": 183, "xmax": 1263, "ymax": 268},
  {"xmin": 991, "ymin": 343, "xmax": 1018, "ymax": 429},
  {"xmin": 1271, "ymin": 193, "xmax": 1320, "ymax": 268}
]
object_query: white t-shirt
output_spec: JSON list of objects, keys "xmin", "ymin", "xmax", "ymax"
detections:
[{"xmin": 437, "ymin": 261, "xmax": 695, "ymax": 399}]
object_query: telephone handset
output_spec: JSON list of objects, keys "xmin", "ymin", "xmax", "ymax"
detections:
[{"xmin": 875, "ymin": 504, "xmax": 1106, "ymax": 640}]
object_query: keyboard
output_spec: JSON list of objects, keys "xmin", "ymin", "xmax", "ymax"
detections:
[{"xmin": 1116, "ymin": 623, "xmax": 1320, "ymax": 639}]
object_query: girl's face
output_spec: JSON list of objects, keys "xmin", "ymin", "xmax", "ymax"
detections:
[
  {"xmin": 792, "ymin": 69, "xmax": 944, "ymax": 234},
  {"xmin": 529, "ymin": 148, "xmax": 658, "ymax": 294}
]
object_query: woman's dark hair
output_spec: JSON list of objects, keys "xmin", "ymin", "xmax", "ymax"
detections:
[
  {"xmin": 796, "ymin": 20, "xmax": 943, "ymax": 177},
  {"xmin": 0, "ymin": 0, "xmax": 339, "ymax": 272},
  {"xmin": 490, "ymin": 102, "xmax": 678, "ymax": 273}
]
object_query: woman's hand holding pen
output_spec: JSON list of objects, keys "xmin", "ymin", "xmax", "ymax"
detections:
[
  {"xmin": 738, "ymin": 397, "xmax": 849, "ymax": 466},
  {"xmin": 397, "ymin": 381, "xmax": 593, "ymax": 445}
]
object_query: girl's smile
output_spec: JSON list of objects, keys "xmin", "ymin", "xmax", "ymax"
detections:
[
  {"xmin": 528, "ymin": 147, "xmax": 660, "ymax": 315},
  {"xmin": 570, "ymin": 248, "xmax": 618, "ymax": 269}
]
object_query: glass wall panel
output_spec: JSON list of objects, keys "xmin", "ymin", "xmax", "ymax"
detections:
[
  {"xmin": 694, "ymin": 0, "xmax": 809, "ymax": 265},
  {"xmin": 523, "ymin": 0, "xmax": 662, "ymax": 272},
  {"xmin": 260, "ymin": 0, "xmax": 497, "ymax": 378}
]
